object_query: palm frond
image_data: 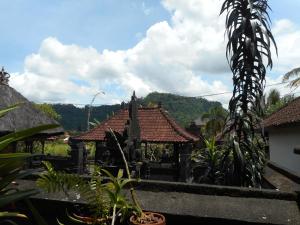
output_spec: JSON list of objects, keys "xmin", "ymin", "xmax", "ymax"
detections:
[{"xmin": 283, "ymin": 67, "xmax": 300, "ymax": 81}]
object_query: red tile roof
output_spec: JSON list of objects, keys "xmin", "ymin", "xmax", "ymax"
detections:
[
  {"xmin": 262, "ymin": 97, "xmax": 300, "ymax": 129},
  {"xmin": 75, "ymin": 107, "xmax": 198, "ymax": 143}
]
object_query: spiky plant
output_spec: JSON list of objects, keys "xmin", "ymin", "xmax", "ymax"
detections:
[{"xmin": 220, "ymin": 0, "xmax": 277, "ymax": 187}]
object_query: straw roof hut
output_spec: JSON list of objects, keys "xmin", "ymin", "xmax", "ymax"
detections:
[{"xmin": 0, "ymin": 68, "xmax": 63, "ymax": 151}]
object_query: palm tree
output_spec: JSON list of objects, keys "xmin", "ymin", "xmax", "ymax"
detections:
[
  {"xmin": 282, "ymin": 67, "xmax": 300, "ymax": 88},
  {"xmin": 264, "ymin": 89, "xmax": 295, "ymax": 116},
  {"xmin": 221, "ymin": 0, "xmax": 277, "ymax": 187},
  {"xmin": 266, "ymin": 89, "xmax": 280, "ymax": 107},
  {"xmin": 202, "ymin": 107, "xmax": 227, "ymax": 138}
]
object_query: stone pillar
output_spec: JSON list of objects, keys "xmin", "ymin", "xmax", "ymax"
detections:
[
  {"xmin": 95, "ymin": 141, "xmax": 107, "ymax": 165},
  {"xmin": 68, "ymin": 138, "xmax": 87, "ymax": 174},
  {"xmin": 173, "ymin": 143, "xmax": 180, "ymax": 180},
  {"xmin": 126, "ymin": 91, "xmax": 141, "ymax": 164},
  {"xmin": 179, "ymin": 143, "xmax": 192, "ymax": 182}
]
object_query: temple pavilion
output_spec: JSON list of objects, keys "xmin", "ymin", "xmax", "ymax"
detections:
[{"xmin": 75, "ymin": 92, "xmax": 198, "ymax": 181}]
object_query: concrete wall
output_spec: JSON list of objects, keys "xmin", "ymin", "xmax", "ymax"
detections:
[{"xmin": 269, "ymin": 125, "xmax": 300, "ymax": 174}]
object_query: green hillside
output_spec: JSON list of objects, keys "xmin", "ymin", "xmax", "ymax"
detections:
[
  {"xmin": 139, "ymin": 92, "xmax": 222, "ymax": 126},
  {"xmin": 52, "ymin": 92, "xmax": 222, "ymax": 131}
]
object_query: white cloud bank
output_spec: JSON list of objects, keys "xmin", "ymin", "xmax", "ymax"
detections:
[{"xmin": 9, "ymin": 0, "xmax": 300, "ymax": 107}]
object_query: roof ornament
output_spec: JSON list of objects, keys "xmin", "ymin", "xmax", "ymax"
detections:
[
  {"xmin": 0, "ymin": 67, "xmax": 10, "ymax": 85},
  {"xmin": 131, "ymin": 90, "xmax": 136, "ymax": 100}
]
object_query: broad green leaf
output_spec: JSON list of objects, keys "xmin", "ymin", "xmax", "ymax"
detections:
[{"xmin": 0, "ymin": 211, "xmax": 28, "ymax": 219}]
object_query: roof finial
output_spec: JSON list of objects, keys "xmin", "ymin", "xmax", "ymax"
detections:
[
  {"xmin": 131, "ymin": 90, "xmax": 136, "ymax": 100},
  {"xmin": 0, "ymin": 67, "xmax": 10, "ymax": 85},
  {"xmin": 121, "ymin": 101, "xmax": 126, "ymax": 109}
]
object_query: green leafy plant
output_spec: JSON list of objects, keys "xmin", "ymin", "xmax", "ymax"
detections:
[
  {"xmin": 220, "ymin": 0, "xmax": 277, "ymax": 187},
  {"xmin": 108, "ymin": 129, "xmax": 165, "ymax": 225},
  {"xmin": 201, "ymin": 107, "xmax": 228, "ymax": 138},
  {"xmin": 264, "ymin": 89, "xmax": 295, "ymax": 116},
  {"xmin": 0, "ymin": 105, "xmax": 59, "ymax": 224},
  {"xmin": 192, "ymin": 138, "xmax": 224, "ymax": 184},
  {"xmin": 89, "ymin": 118, "xmax": 101, "ymax": 129},
  {"xmin": 37, "ymin": 161, "xmax": 137, "ymax": 225},
  {"xmin": 34, "ymin": 103, "xmax": 61, "ymax": 121}
]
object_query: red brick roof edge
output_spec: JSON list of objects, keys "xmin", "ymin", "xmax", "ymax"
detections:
[{"xmin": 262, "ymin": 96, "xmax": 300, "ymax": 129}]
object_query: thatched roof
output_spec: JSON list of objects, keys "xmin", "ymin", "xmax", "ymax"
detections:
[{"xmin": 0, "ymin": 84, "xmax": 63, "ymax": 136}]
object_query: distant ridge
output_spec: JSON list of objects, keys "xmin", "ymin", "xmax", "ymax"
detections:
[{"xmin": 52, "ymin": 92, "xmax": 222, "ymax": 131}]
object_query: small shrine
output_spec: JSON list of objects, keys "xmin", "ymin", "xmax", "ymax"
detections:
[{"xmin": 75, "ymin": 91, "xmax": 199, "ymax": 181}]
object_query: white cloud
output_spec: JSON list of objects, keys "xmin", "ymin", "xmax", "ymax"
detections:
[
  {"xmin": 271, "ymin": 19, "xmax": 300, "ymax": 75},
  {"xmin": 10, "ymin": 0, "xmax": 233, "ymax": 107},
  {"xmin": 13, "ymin": 0, "xmax": 299, "ymax": 107},
  {"xmin": 11, "ymin": 0, "xmax": 300, "ymax": 108}
]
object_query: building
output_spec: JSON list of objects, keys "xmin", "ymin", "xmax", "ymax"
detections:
[
  {"xmin": 0, "ymin": 68, "xmax": 64, "ymax": 153},
  {"xmin": 262, "ymin": 97, "xmax": 300, "ymax": 174},
  {"xmin": 75, "ymin": 92, "xmax": 199, "ymax": 181}
]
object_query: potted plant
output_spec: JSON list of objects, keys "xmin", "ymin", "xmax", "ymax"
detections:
[
  {"xmin": 37, "ymin": 161, "xmax": 137, "ymax": 225},
  {"xmin": 108, "ymin": 129, "xmax": 166, "ymax": 225},
  {"xmin": 37, "ymin": 128, "xmax": 166, "ymax": 225}
]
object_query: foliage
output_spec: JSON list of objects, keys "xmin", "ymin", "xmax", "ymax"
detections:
[
  {"xmin": 0, "ymin": 105, "xmax": 59, "ymax": 224},
  {"xmin": 43, "ymin": 141, "xmax": 70, "ymax": 156},
  {"xmin": 37, "ymin": 161, "xmax": 137, "ymax": 225},
  {"xmin": 282, "ymin": 67, "xmax": 300, "ymax": 88},
  {"xmin": 34, "ymin": 103, "xmax": 61, "ymax": 121},
  {"xmin": 89, "ymin": 118, "xmax": 101, "ymax": 129},
  {"xmin": 221, "ymin": 0, "xmax": 276, "ymax": 187},
  {"xmin": 52, "ymin": 104, "xmax": 120, "ymax": 132},
  {"xmin": 266, "ymin": 89, "xmax": 280, "ymax": 107},
  {"xmin": 192, "ymin": 138, "xmax": 224, "ymax": 184},
  {"xmin": 52, "ymin": 92, "xmax": 222, "ymax": 131},
  {"xmin": 37, "ymin": 161, "xmax": 110, "ymax": 222},
  {"xmin": 264, "ymin": 89, "xmax": 294, "ymax": 116},
  {"xmin": 140, "ymin": 92, "xmax": 222, "ymax": 126},
  {"xmin": 201, "ymin": 106, "xmax": 228, "ymax": 138}
]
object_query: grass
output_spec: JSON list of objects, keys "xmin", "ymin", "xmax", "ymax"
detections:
[
  {"xmin": 44, "ymin": 141, "xmax": 70, "ymax": 156},
  {"xmin": 43, "ymin": 140, "xmax": 95, "ymax": 159}
]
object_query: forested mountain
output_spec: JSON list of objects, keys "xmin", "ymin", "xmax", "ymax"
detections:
[
  {"xmin": 52, "ymin": 92, "xmax": 222, "ymax": 131},
  {"xmin": 139, "ymin": 92, "xmax": 222, "ymax": 126}
]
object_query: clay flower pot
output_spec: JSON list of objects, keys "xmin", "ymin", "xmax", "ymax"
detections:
[
  {"xmin": 129, "ymin": 211, "xmax": 166, "ymax": 225},
  {"xmin": 72, "ymin": 213, "xmax": 110, "ymax": 224}
]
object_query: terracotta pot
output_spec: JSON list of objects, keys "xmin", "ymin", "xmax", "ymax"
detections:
[{"xmin": 129, "ymin": 211, "xmax": 166, "ymax": 225}]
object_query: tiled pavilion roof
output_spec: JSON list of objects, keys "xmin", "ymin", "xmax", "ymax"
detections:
[
  {"xmin": 262, "ymin": 97, "xmax": 300, "ymax": 129},
  {"xmin": 75, "ymin": 107, "xmax": 198, "ymax": 143}
]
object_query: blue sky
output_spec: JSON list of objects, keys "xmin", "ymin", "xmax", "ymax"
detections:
[
  {"xmin": 1, "ymin": 0, "xmax": 300, "ymax": 106},
  {"xmin": 0, "ymin": 0, "xmax": 170, "ymax": 72}
]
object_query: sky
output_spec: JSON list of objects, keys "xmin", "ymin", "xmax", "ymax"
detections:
[{"xmin": 1, "ymin": 0, "xmax": 300, "ymax": 107}]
